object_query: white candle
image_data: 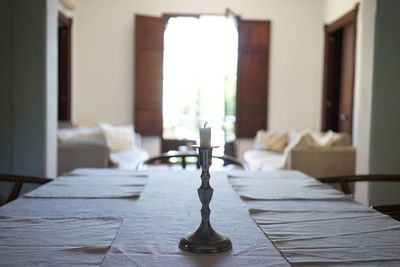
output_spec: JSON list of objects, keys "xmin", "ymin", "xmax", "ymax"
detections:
[{"xmin": 199, "ymin": 125, "xmax": 211, "ymax": 147}]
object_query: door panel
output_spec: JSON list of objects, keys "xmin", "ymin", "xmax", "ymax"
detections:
[
  {"xmin": 321, "ymin": 6, "xmax": 358, "ymax": 138},
  {"xmin": 58, "ymin": 13, "xmax": 72, "ymax": 122},
  {"xmin": 338, "ymin": 24, "xmax": 356, "ymax": 133}
]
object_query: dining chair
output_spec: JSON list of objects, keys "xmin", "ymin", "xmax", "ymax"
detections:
[
  {"xmin": 0, "ymin": 174, "xmax": 53, "ymax": 206},
  {"xmin": 316, "ymin": 174, "xmax": 400, "ymax": 221},
  {"xmin": 137, "ymin": 151, "xmax": 247, "ymax": 170}
]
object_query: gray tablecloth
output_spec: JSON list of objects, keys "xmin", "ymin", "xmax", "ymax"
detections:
[
  {"xmin": 2, "ymin": 169, "xmax": 398, "ymax": 266},
  {"xmin": 227, "ymin": 171, "xmax": 400, "ymax": 266},
  {"xmin": 0, "ymin": 170, "xmax": 289, "ymax": 266}
]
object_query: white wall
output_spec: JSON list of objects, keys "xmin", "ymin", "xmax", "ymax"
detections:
[
  {"xmin": 368, "ymin": 0, "xmax": 400, "ymax": 206},
  {"xmin": 45, "ymin": 0, "xmax": 59, "ymax": 177},
  {"xmin": 72, "ymin": 0, "xmax": 325, "ymax": 133}
]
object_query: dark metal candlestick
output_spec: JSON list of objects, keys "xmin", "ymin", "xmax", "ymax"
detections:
[{"xmin": 179, "ymin": 146, "xmax": 232, "ymax": 253}]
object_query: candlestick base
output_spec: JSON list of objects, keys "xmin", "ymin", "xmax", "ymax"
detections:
[{"xmin": 179, "ymin": 225, "xmax": 232, "ymax": 254}]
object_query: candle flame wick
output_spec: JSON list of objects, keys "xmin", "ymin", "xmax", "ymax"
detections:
[{"xmin": 204, "ymin": 122, "xmax": 208, "ymax": 128}]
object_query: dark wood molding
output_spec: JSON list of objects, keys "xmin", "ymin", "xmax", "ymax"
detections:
[
  {"xmin": 162, "ymin": 12, "xmax": 240, "ymax": 19},
  {"xmin": 161, "ymin": 13, "xmax": 200, "ymax": 26},
  {"xmin": 58, "ymin": 12, "xmax": 73, "ymax": 122},
  {"xmin": 58, "ymin": 12, "xmax": 72, "ymax": 27},
  {"xmin": 325, "ymin": 3, "xmax": 359, "ymax": 33},
  {"xmin": 321, "ymin": 25, "xmax": 330, "ymax": 131},
  {"xmin": 162, "ymin": 12, "xmax": 241, "ymax": 25},
  {"xmin": 162, "ymin": 13, "xmax": 200, "ymax": 20}
]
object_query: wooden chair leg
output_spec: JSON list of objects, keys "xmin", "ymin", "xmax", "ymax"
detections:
[
  {"xmin": 6, "ymin": 181, "xmax": 23, "ymax": 203},
  {"xmin": 196, "ymin": 156, "xmax": 200, "ymax": 169},
  {"xmin": 340, "ymin": 181, "xmax": 352, "ymax": 194},
  {"xmin": 182, "ymin": 156, "xmax": 187, "ymax": 169}
]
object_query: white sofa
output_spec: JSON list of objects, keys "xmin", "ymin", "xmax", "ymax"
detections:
[
  {"xmin": 244, "ymin": 130, "xmax": 356, "ymax": 178},
  {"xmin": 57, "ymin": 123, "xmax": 149, "ymax": 175}
]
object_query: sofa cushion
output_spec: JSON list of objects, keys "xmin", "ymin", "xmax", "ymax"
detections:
[
  {"xmin": 243, "ymin": 149, "xmax": 283, "ymax": 171},
  {"xmin": 109, "ymin": 148, "xmax": 149, "ymax": 169},
  {"xmin": 99, "ymin": 123, "xmax": 136, "ymax": 152},
  {"xmin": 280, "ymin": 131, "xmax": 318, "ymax": 169},
  {"xmin": 332, "ymin": 132, "xmax": 351, "ymax": 146},
  {"xmin": 254, "ymin": 130, "xmax": 268, "ymax": 149},
  {"xmin": 311, "ymin": 130, "xmax": 349, "ymax": 147},
  {"xmin": 312, "ymin": 131, "xmax": 336, "ymax": 147},
  {"xmin": 246, "ymin": 129, "xmax": 353, "ymax": 172},
  {"xmin": 58, "ymin": 126, "xmax": 106, "ymax": 146}
]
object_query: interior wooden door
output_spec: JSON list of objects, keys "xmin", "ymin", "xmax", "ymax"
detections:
[
  {"xmin": 338, "ymin": 23, "xmax": 356, "ymax": 133},
  {"xmin": 58, "ymin": 12, "xmax": 72, "ymax": 122},
  {"xmin": 321, "ymin": 30, "xmax": 342, "ymax": 132},
  {"xmin": 321, "ymin": 5, "xmax": 358, "ymax": 136}
]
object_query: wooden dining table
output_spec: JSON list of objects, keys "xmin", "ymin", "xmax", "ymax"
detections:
[{"xmin": 1, "ymin": 169, "xmax": 400, "ymax": 266}]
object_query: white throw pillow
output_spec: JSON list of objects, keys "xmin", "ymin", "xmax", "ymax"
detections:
[
  {"xmin": 99, "ymin": 123, "xmax": 135, "ymax": 152},
  {"xmin": 312, "ymin": 130, "xmax": 336, "ymax": 147},
  {"xmin": 254, "ymin": 130, "xmax": 268, "ymax": 149},
  {"xmin": 279, "ymin": 130, "xmax": 318, "ymax": 169},
  {"xmin": 109, "ymin": 149, "xmax": 150, "ymax": 169},
  {"xmin": 332, "ymin": 132, "xmax": 351, "ymax": 146},
  {"xmin": 312, "ymin": 130, "xmax": 351, "ymax": 147},
  {"xmin": 58, "ymin": 126, "xmax": 106, "ymax": 146}
]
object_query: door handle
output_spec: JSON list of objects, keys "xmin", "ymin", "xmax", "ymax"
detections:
[{"xmin": 340, "ymin": 114, "xmax": 347, "ymax": 121}]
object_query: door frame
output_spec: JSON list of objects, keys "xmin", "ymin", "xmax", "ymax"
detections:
[
  {"xmin": 58, "ymin": 12, "xmax": 73, "ymax": 122},
  {"xmin": 134, "ymin": 13, "xmax": 270, "ymax": 157},
  {"xmin": 321, "ymin": 4, "xmax": 358, "ymax": 134}
]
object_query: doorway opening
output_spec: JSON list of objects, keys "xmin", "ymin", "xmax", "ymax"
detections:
[
  {"xmin": 321, "ymin": 5, "xmax": 358, "ymax": 136},
  {"xmin": 162, "ymin": 16, "xmax": 238, "ymax": 154},
  {"xmin": 58, "ymin": 12, "xmax": 72, "ymax": 122}
]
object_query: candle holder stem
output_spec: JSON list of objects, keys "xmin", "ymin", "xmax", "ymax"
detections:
[{"xmin": 179, "ymin": 146, "xmax": 232, "ymax": 254}]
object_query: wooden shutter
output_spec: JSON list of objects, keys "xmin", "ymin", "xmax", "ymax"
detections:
[
  {"xmin": 134, "ymin": 15, "xmax": 164, "ymax": 136},
  {"xmin": 236, "ymin": 20, "xmax": 270, "ymax": 138}
]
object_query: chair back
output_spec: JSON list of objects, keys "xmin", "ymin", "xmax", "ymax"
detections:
[
  {"xmin": 316, "ymin": 174, "xmax": 400, "ymax": 221},
  {"xmin": 0, "ymin": 174, "xmax": 52, "ymax": 206},
  {"xmin": 137, "ymin": 151, "xmax": 247, "ymax": 170}
]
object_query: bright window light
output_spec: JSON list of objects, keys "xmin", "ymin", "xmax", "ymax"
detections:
[{"xmin": 162, "ymin": 15, "xmax": 238, "ymax": 149}]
